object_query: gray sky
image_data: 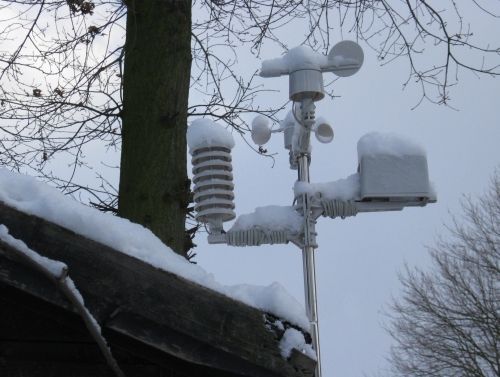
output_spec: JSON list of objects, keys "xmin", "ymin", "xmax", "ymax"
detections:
[
  {"xmin": 2, "ymin": 3, "xmax": 498, "ymax": 376},
  {"xmin": 194, "ymin": 5, "xmax": 500, "ymax": 376}
]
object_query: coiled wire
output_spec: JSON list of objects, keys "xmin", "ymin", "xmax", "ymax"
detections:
[
  {"xmin": 227, "ymin": 228, "xmax": 289, "ymax": 246},
  {"xmin": 321, "ymin": 200, "xmax": 358, "ymax": 219}
]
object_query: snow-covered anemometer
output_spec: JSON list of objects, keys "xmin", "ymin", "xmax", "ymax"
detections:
[
  {"xmin": 259, "ymin": 40, "xmax": 364, "ymax": 100},
  {"xmin": 187, "ymin": 41, "xmax": 436, "ymax": 377}
]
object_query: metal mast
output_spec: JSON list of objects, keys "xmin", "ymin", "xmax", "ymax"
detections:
[{"xmin": 193, "ymin": 41, "xmax": 436, "ymax": 377}]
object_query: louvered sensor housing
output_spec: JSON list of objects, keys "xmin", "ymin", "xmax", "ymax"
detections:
[{"xmin": 187, "ymin": 119, "xmax": 236, "ymax": 233}]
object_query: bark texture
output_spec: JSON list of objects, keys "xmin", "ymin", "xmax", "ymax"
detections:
[{"xmin": 119, "ymin": 0, "xmax": 192, "ymax": 256}]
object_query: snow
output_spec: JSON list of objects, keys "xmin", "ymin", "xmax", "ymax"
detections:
[
  {"xmin": 357, "ymin": 132, "xmax": 426, "ymax": 159},
  {"xmin": 224, "ymin": 282, "xmax": 308, "ymax": 329},
  {"xmin": 273, "ymin": 319, "xmax": 285, "ymax": 331},
  {"xmin": 260, "ymin": 45, "xmax": 362, "ymax": 77},
  {"xmin": 261, "ymin": 45, "xmax": 328, "ymax": 76},
  {"xmin": 230, "ymin": 205, "xmax": 303, "ymax": 233},
  {"xmin": 187, "ymin": 118, "xmax": 235, "ymax": 152},
  {"xmin": 0, "ymin": 224, "xmax": 103, "ymax": 332},
  {"xmin": 0, "ymin": 168, "xmax": 309, "ymax": 329},
  {"xmin": 0, "ymin": 224, "xmax": 67, "ymax": 277},
  {"xmin": 279, "ymin": 328, "xmax": 317, "ymax": 360},
  {"xmin": 65, "ymin": 276, "xmax": 102, "ymax": 333},
  {"xmin": 291, "ymin": 133, "xmax": 426, "ymax": 201},
  {"xmin": 285, "ymin": 46, "xmax": 329, "ymax": 71},
  {"xmin": 65, "ymin": 275, "xmax": 85, "ymax": 305},
  {"xmin": 294, "ymin": 174, "xmax": 360, "ymax": 201}
]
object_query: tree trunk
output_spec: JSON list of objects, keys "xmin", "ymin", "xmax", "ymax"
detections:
[{"xmin": 119, "ymin": 0, "xmax": 192, "ymax": 256}]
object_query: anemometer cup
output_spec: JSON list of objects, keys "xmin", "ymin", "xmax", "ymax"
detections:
[
  {"xmin": 314, "ymin": 119, "xmax": 334, "ymax": 144},
  {"xmin": 251, "ymin": 116, "xmax": 272, "ymax": 145}
]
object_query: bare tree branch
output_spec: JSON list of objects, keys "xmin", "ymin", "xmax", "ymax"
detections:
[
  {"xmin": 0, "ymin": 0, "xmax": 499, "ymax": 237},
  {"xmin": 387, "ymin": 170, "xmax": 500, "ymax": 377}
]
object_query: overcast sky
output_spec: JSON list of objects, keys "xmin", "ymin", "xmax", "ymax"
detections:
[
  {"xmin": 2, "ymin": 3, "xmax": 499, "ymax": 376},
  {"xmin": 193, "ymin": 5, "xmax": 500, "ymax": 377}
]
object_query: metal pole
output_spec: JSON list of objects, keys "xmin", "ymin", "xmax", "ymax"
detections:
[{"xmin": 298, "ymin": 99, "xmax": 322, "ymax": 377}]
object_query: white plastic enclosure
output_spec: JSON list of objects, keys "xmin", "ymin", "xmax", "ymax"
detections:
[
  {"xmin": 191, "ymin": 146, "xmax": 236, "ymax": 227},
  {"xmin": 359, "ymin": 154, "xmax": 432, "ymax": 202}
]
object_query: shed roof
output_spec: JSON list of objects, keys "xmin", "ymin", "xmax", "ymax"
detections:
[{"xmin": 0, "ymin": 201, "xmax": 315, "ymax": 377}]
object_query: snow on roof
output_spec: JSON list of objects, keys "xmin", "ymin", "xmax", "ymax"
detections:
[
  {"xmin": 0, "ymin": 224, "xmax": 66, "ymax": 277},
  {"xmin": 357, "ymin": 132, "xmax": 426, "ymax": 160},
  {"xmin": 0, "ymin": 169, "xmax": 308, "ymax": 329},
  {"xmin": 187, "ymin": 118, "xmax": 235, "ymax": 152},
  {"xmin": 279, "ymin": 328, "xmax": 317, "ymax": 360}
]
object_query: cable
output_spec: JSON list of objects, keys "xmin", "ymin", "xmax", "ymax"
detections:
[
  {"xmin": 227, "ymin": 228, "xmax": 289, "ymax": 246},
  {"xmin": 320, "ymin": 200, "xmax": 358, "ymax": 219}
]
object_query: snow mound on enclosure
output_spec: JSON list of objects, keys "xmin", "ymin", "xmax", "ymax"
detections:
[{"xmin": 357, "ymin": 132, "xmax": 426, "ymax": 159}]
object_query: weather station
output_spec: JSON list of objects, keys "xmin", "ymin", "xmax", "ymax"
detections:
[{"xmin": 187, "ymin": 40, "xmax": 436, "ymax": 377}]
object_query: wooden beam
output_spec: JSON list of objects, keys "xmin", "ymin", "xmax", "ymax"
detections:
[
  {"xmin": 0, "ymin": 201, "xmax": 315, "ymax": 377},
  {"xmin": 0, "ymin": 282, "xmax": 261, "ymax": 377}
]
